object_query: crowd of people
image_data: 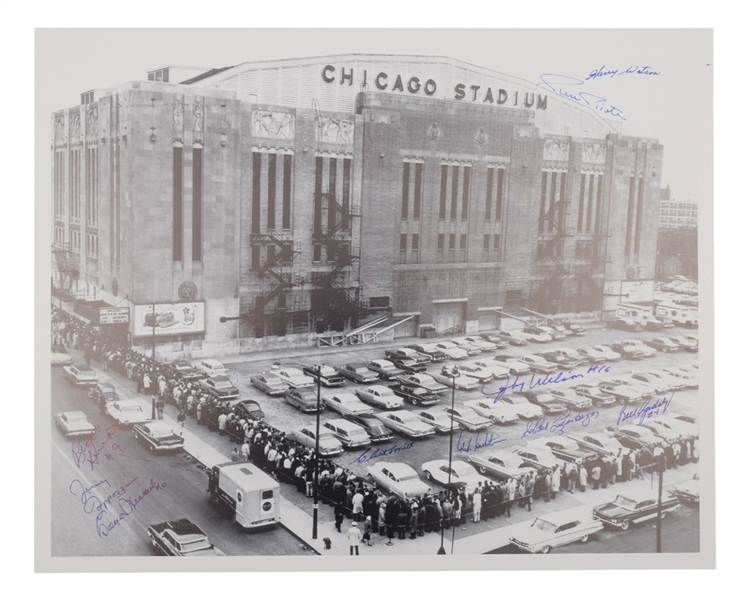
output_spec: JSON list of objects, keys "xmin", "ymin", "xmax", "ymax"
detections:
[{"xmin": 52, "ymin": 304, "xmax": 700, "ymax": 548}]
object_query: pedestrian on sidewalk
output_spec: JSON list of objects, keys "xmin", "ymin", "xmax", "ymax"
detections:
[
  {"xmin": 231, "ymin": 447, "xmax": 240, "ymax": 462},
  {"xmin": 472, "ymin": 487, "xmax": 482, "ymax": 523},
  {"xmin": 363, "ymin": 516, "xmax": 373, "ymax": 546},
  {"xmin": 177, "ymin": 409, "xmax": 186, "ymax": 435},
  {"xmin": 348, "ymin": 522, "xmax": 362, "ymax": 555},
  {"xmin": 155, "ymin": 396, "xmax": 165, "ymax": 419}
]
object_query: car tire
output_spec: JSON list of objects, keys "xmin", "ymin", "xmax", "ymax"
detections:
[
  {"xmin": 620, "ymin": 520, "xmax": 630, "ymax": 531},
  {"xmin": 149, "ymin": 533, "xmax": 157, "ymax": 548},
  {"xmin": 134, "ymin": 431, "xmax": 139, "ymax": 440},
  {"xmin": 660, "ymin": 511, "xmax": 667, "ymax": 519},
  {"xmin": 540, "ymin": 545, "xmax": 552, "ymax": 554},
  {"xmin": 425, "ymin": 471, "xmax": 433, "ymax": 481},
  {"xmin": 478, "ymin": 465, "xmax": 487, "ymax": 474},
  {"xmin": 411, "ymin": 398, "xmax": 418, "ymax": 406},
  {"xmin": 580, "ymin": 534, "xmax": 589, "ymax": 543},
  {"xmin": 489, "ymin": 416, "xmax": 497, "ymax": 424},
  {"xmin": 619, "ymin": 398, "xmax": 626, "ymax": 405}
]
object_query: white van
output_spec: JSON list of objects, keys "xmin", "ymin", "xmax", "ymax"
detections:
[
  {"xmin": 322, "ymin": 419, "xmax": 371, "ymax": 449},
  {"xmin": 194, "ymin": 359, "xmax": 228, "ymax": 377},
  {"xmin": 208, "ymin": 462, "xmax": 281, "ymax": 529}
]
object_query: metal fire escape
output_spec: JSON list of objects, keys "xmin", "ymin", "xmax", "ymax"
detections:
[
  {"xmin": 575, "ymin": 227, "xmax": 612, "ymax": 301},
  {"xmin": 52, "ymin": 243, "xmax": 79, "ymax": 293},
  {"xmin": 534, "ymin": 195, "xmax": 573, "ymax": 310}
]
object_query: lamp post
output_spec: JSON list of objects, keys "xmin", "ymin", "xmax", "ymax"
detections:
[
  {"xmin": 438, "ymin": 365, "xmax": 460, "ymax": 555},
  {"xmin": 312, "ymin": 364, "xmax": 322, "ymax": 540},
  {"xmin": 642, "ymin": 444, "xmax": 666, "ymax": 553}
]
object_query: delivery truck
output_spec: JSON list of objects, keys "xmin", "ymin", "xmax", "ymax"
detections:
[{"xmin": 208, "ymin": 461, "xmax": 281, "ymax": 529}]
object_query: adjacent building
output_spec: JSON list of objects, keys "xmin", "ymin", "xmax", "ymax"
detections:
[
  {"xmin": 658, "ymin": 186, "xmax": 699, "ymax": 229},
  {"xmin": 51, "ymin": 54, "xmax": 664, "ymax": 358}
]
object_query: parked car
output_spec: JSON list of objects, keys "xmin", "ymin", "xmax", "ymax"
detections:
[
  {"xmin": 577, "ymin": 346, "xmax": 621, "ymax": 362},
  {"xmin": 366, "ymin": 359, "xmax": 405, "ymax": 381},
  {"xmin": 596, "ymin": 380, "xmax": 645, "ymax": 405},
  {"xmin": 133, "ymin": 421, "xmax": 185, "ymax": 452},
  {"xmin": 541, "ymin": 349, "xmax": 583, "ymax": 370},
  {"xmin": 51, "ymin": 344, "xmax": 73, "ymax": 366},
  {"xmin": 63, "ymin": 364, "xmax": 99, "ymax": 386},
  {"xmin": 547, "ymin": 389, "xmax": 593, "ymax": 411},
  {"xmin": 521, "ymin": 327, "xmax": 553, "ymax": 343},
  {"xmin": 433, "ymin": 341, "xmax": 470, "ymax": 360},
  {"xmin": 322, "ymin": 419, "xmax": 371, "ymax": 449},
  {"xmin": 54, "ymin": 410, "xmax": 96, "ymax": 437},
  {"xmin": 566, "ymin": 432, "xmax": 626, "ymax": 458},
  {"xmin": 450, "ymin": 337, "xmax": 485, "ymax": 355},
  {"xmin": 528, "ymin": 437, "xmax": 597, "ymax": 463},
  {"xmin": 388, "ymin": 383, "xmax": 440, "ymax": 407},
  {"xmin": 611, "ymin": 424, "xmax": 664, "ymax": 450},
  {"xmin": 366, "ymin": 462, "xmax": 431, "ymax": 498},
  {"xmin": 563, "ymin": 323, "xmax": 587, "ymax": 336},
  {"xmin": 322, "ymin": 392, "xmax": 373, "ymax": 416},
  {"xmin": 669, "ymin": 473, "xmax": 700, "ymax": 504},
  {"xmin": 106, "ymin": 399, "xmax": 151, "ymax": 426},
  {"xmin": 466, "ymin": 449, "xmax": 535, "ymax": 480},
  {"xmin": 199, "ymin": 375, "xmax": 240, "ymax": 400},
  {"xmin": 430, "ymin": 366, "xmax": 481, "ymax": 391},
  {"xmin": 301, "ymin": 364, "xmax": 346, "ymax": 387},
  {"xmin": 642, "ymin": 369, "xmax": 686, "ymax": 391},
  {"xmin": 477, "ymin": 332, "xmax": 510, "ymax": 348},
  {"xmin": 539, "ymin": 325, "xmax": 567, "ymax": 340},
  {"xmin": 375, "ymin": 410, "xmax": 436, "ymax": 439},
  {"xmin": 283, "ymin": 389, "xmax": 321, "ymax": 413},
  {"xmin": 470, "ymin": 358, "xmax": 513, "ymax": 379},
  {"xmin": 147, "ymin": 519, "xmax": 225, "ymax": 556},
  {"xmin": 422, "ymin": 460, "xmax": 486, "ymax": 489},
  {"xmin": 511, "ymin": 444, "xmax": 565, "ymax": 470},
  {"xmin": 455, "ymin": 362, "xmax": 495, "ymax": 383},
  {"xmin": 517, "ymin": 354, "xmax": 558, "ymax": 374},
  {"xmin": 645, "ymin": 337, "xmax": 680, "ymax": 352},
  {"xmin": 492, "ymin": 354, "xmax": 531, "ymax": 376},
  {"xmin": 640, "ymin": 421, "xmax": 680, "ymax": 444},
  {"xmin": 397, "ymin": 373, "xmax": 449, "ymax": 394},
  {"xmin": 608, "ymin": 318, "xmax": 644, "ymax": 332},
  {"xmin": 509, "ymin": 509, "xmax": 603, "ymax": 554},
  {"xmin": 650, "ymin": 414, "xmax": 699, "ymax": 438},
  {"xmin": 344, "ymin": 414, "xmax": 395, "ymax": 443},
  {"xmin": 459, "ymin": 336, "xmax": 498, "ymax": 352},
  {"xmin": 249, "ymin": 373, "xmax": 288, "ymax": 396},
  {"xmin": 497, "ymin": 330, "xmax": 529, "ymax": 346},
  {"xmin": 571, "ymin": 384, "xmax": 617, "ymax": 408},
  {"xmin": 629, "ymin": 372, "xmax": 672, "ymax": 394},
  {"xmin": 415, "ymin": 408, "xmax": 460, "ymax": 434},
  {"xmin": 384, "ymin": 347, "xmax": 432, "ymax": 365},
  {"xmin": 286, "ymin": 425, "xmax": 343, "ymax": 456},
  {"xmin": 275, "ymin": 367, "xmax": 315, "ymax": 389},
  {"xmin": 593, "ymin": 492, "xmax": 679, "ymax": 530},
  {"xmin": 519, "ymin": 390, "xmax": 568, "ymax": 415},
  {"xmin": 193, "ymin": 359, "xmax": 228, "ymax": 377},
  {"xmin": 442, "ymin": 405, "xmax": 492, "ymax": 431},
  {"xmin": 668, "ymin": 336, "xmax": 699, "ymax": 352},
  {"xmin": 406, "ymin": 343, "xmax": 448, "ymax": 362},
  {"xmin": 337, "ymin": 362, "xmax": 381, "ymax": 384},
  {"xmin": 355, "ymin": 386, "xmax": 404, "ymax": 410},
  {"xmin": 464, "ymin": 399, "xmax": 519, "ymax": 425},
  {"xmin": 607, "ymin": 377, "xmax": 656, "ymax": 399},
  {"xmin": 609, "ymin": 340, "xmax": 657, "ymax": 359},
  {"xmin": 167, "ymin": 360, "xmax": 206, "ymax": 382},
  {"xmin": 230, "ymin": 399, "xmax": 266, "ymax": 422},
  {"xmin": 388, "ymin": 357, "xmax": 427, "ymax": 374},
  {"xmin": 498, "ymin": 394, "xmax": 544, "ymax": 419},
  {"xmin": 88, "ymin": 382, "xmax": 119, "ymax": 411}
]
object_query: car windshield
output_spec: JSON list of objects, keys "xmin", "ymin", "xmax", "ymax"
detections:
[
  {"xmin": 179, "ymin": 538, "xmax": 213, "ymax": 553},
  {"xmin": 531, "ymin": 518, "xmax": 557, "ymax": 533},
  {"xmin": 613, "ymin": 495, "xmax": 638, "ymax": 510},
  {"xmin": 214, "ymin": 380, "xmax": 234, "ymax": 389},
  {"xmin": 122, "ymin": 404, "xmax": 142, "ymax": 413}
]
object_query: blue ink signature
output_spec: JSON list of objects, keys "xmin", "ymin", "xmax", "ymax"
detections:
[
  {"xmin": 97, "ymin": 478, "xmax": 167, "ymax": 538},
  {"xmin": 348, "ymin": 441, "xmax": 415, "ymax": 465},
  {"xmin": 484, "ymin": 365, "xmax": 607, "ymax": 403},
  {"xmin": 586, "ymin": 65, "xmax": 661, "ymax": 80},
  {"xmin": 537, "ymin": 74, "xmax": 627, "ymax": 120},
  {"xmin": 455, "ymin": 430, "xmax": 506, "ymax": 454},
  {"xmin": 71, "ymin": 422, "xmax": 126, "ymax": 471},
  {"xmin": 616, "ymin": 393, "xmax": 673, "ymax": 426},
  {"xmin": 522, "ymin": 410, "xmax": 600, "ymax": 437}
]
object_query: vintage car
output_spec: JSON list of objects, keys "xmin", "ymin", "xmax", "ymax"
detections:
[
  {"xmin": 193, "ymin": 359, "xmax": 228, "ymax": 377},
  {"xmin": 521, "ymin": 327, "xmax": 553, "ymax": 343},
  {"xmin": 286, "ymin": 425, "xmax": 343, "ymax": 456},
  {"xmin": 406, "ymin": 343, "xmax": 448, "ymax": 362},
  {"xmin": 516, "ymin": 354, "xmax": 558, "ymax": 374},
  {"xmin": 470, "ymin": 358, "xmax": 513, "ymax": 379},
  {"xmin": 578, "ymin": 345, "xmax": 621, "ymax": 362},
  {"xmin": 563, "ymin": 323, "xmax": 587, "ymax": 336},
  {"xmin": 571, "ymin": 384, "xmax": 617, "ymax": 408},
  {"xmin": 540, "ymin": 348, "xmax": 583, "ymax": 369},
  {"xmin": 430, "ymin": 366, "xmax": 481, "ymax": 391},
  {"xmin": 609, "ymin": 340, "xmax": 657, "ymax": 359},
  {"xmin": 498, "ymin": 394, "xmax": 544, "ymax": 420},
  {"xmin": 433, "ymin": 341, "xmax": 470, "ymax": 360},
  {"xmin": 519, "ymin": 390, "xmax": 568, "ymax": 415},
  {"xmin": 669, "ymin": 473, "xmax": 700, "ymax": 504},
  {"xmin": 640, "ymin": 421, "xmax": 680, "ymax": 444},
  {"xmin": 301, "ymin": 364, "xmax": 346, "ymax": 387},
  {"xmin": 51, "ymin": 344, "xmax": 73, "ymax": 366},
  {"xmin": 548, "ymin": 389, "xmax": 593, "ymax": 411},
  {"xmin": 464, "ymin": 399, "xmax": 519, "ymax": 425},
  {"xmin": 650, "ymin": 414, "xmax": 699, "ymax": 438},
  {"xmin": 607, "ymin": 318, "xmax": 644, "ymax": 332},
  {"xmin": 337, "ymin": 362, "xmax": 380, "ymax": 384},
  {"xmin": 597, "ymin": 380, "xmax": 645, "ymax": 405},
  {"xmin": 397, "ymin": 373, "xmax": 449, "ymax": 394},
  {"xmin": 540, "ymin": 325, "xmax": 568, "ymax": 340},
  {"xmin": 509, "ymin": 509, "xmax": 603, "ymax": 554},
  {"xmin": 477, "ymin": 332, "xmax": 510, "ymax": 348},
  {"xmin": 528, "ymin": 437, "xmax": 598, "ymax": 463},
  {"xmin": 607, "ymin": 377, "xmax": 656, "ymax": 399},
  {"xmin": 421, "ymin": 459, "xmax": 486, "ymax": 489},
  {"xmin": 344, "ymin": 414, "xmax": 394, "ymax": 443},
  {"xmin": 454, "ymin": 362, "xmax": 495, "ymax": 383},
  {"xmin": 645, "ymin": 337, "xmax": 681, "ymax": 352},
  {"xmin": 167, "ymin": 360, "xmax": 206, "ymax": 382},
  {"xmin": 450, "ymin": 337, "xmax": 485, "ymax": 355},
  {"xmin": 668, "ymin": 336, "xmax": 699, "ymax": 352},
  {"xmin": 415, "ymin": 408, "xmax": 460, "ymax": 434},
  {"xmin": 88, "ymin": 382, "xmax": 119, "ymax": 411},
  {"xmin": 106, "ymin": 399, "xmax": 151, "ymax": 426},
  {"xmin": 567, "ymin": 432, "xmax": 627, "ymax": 458},
  {"xmin": 54, "ymin": 411, "xmax": 96, "ymax": 437},
  {"xmin": 643, "ymin": 369, "xmax": 686, "ymax": 391},
  {"xmin": 275, "ymin": 367, "xmax": 315, "ymax": 389},
  {"xmin": 664, "ymin": 367, "xmax": 699, "ymax": 388},
  {"xmin": 249, "ymin": 373, "xmax": 289, "ymax": 396},
  {"xmin": 366, "ymin": 462, "xmax": 431, "ymax": 498},
  {"xmin": 63, "ymin": 364, "xmax": 99, "ymax": 386},
  {"xmin": 442, "ymin": 405, "xmax": 492, "ymax": 431},
  {"xmin": 492, "ymin": 354, "xmax": 531, "ymax": 375},
  {"xmin": 466, "ymin": 449, "xmax": 535, "ymax": 480},
  {"xmin": 510, "ymin": 444, "xmax": 565, "ymax": 471},
  {"xmin": 384, "ymin": 347, "xmax": 432, "ymax": 365},
  {"xmin": 593, "ymin": 492, "xmax": 679, "ymax": 530},
  {"xmin": 322, "ymin": 392, "xmax": 373, "ymax": 417},
  {"xmin": 457, "ymin": 336, "xmax": 497, "ymax": 352},
  {"xmin": 133, "ymin": 421, "xmax": 185, "ymax": 452},
  {"xmin": 611, "ymin": 424, "xmax": 664, "ymax": 450},
  {"xmin": 322, "ymin": 419, "xmax": 371, "ymax": 449},
  {"xmin": 283, "ymin": 389, "xmax": 321, "ymax": 413},
  {"xmin": 366, "ymin": 359, "xmax": 405, "ymax": 381},
  {"xmin": 388, "ymin": 357, "xmax": 427, "ymax": 374},
  {"xmin": 388, "ymin": 383, "xmax": 440, "ymax": 407},
  {"xmin": 147, "ymin": 519, "xmax": 225, "ymax": 556},
  {"xmin": 497, "ymin": 330, "xmax": 529, "ymax": 346},
  {"xmin": 229, "ymin": 399, "xmax": 266, "ymax": 422},
  {"xmin": 199, "ymin": 375, "xmax": 240, "ymax": 400},
  {"xmin": 629, "ymin": 372, "xmax": 672, "ymax": 394},
  {"xmin": 374, "ymin": 410, "xmax": 436, "ymax": 439},
  {"xmin": 355, "ymin": 385, "xmax": 404, "ymax": 410}
]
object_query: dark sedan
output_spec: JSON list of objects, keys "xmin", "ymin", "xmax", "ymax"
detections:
[
  {"xmin": 133, "ymin": 421, "xmax": 185, "ymax": 452},
  {"xmin": 199, "ymin": 375, "xmax": 240, "ymax": 400},
  {"xmin": 88, "ymin": 382, "xmax": 119, "ymax": 413},
  {"xmin": 337, "ymin": 363, "xmax": 380, "ymax": 384},
  {"xmin": 167, "ymin": 360, "xmax": 206, "ymax": 382},
  {"xmin": 230, "ymin": 399, "xmax": 266, "ymax": 422},
  {"xmin": 593, "ymin": 493, "xmax": 679, "ymax": 530},
  {"xmin": 344, "ymin": 414, "xmax": 395, "ymax": 444},
  {"xmin": 388, "ymin": 383, "xmax": 440, "ymax": 407},
  {"xmin": 148, "ymin": 519, "xmax": 225, "ymax": 556}
]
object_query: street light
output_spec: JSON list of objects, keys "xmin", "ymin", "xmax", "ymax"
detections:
[
  {"xmin": 641, "ymin": 444, "xmax": 667, "ymax": 552},
  {"xmin": 312, "ymin": 364, "xmax": 322, "ymax": 540},
  {"xmin": 438, "ymin": 365, "xmax": 460, "ymax": 555}
]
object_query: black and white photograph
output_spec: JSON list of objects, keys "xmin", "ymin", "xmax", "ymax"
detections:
[{"xmin": 31, "ymin": 23, "xmax": 718, "ymax": 574}]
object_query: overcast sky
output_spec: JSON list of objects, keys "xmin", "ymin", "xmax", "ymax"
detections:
[{"xmin": 36, "ymin": 28, "xmax": 712, "ymax": 204}]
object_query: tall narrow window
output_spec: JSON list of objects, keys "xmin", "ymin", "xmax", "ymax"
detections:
[
  {"xmin": 328, "ymin": 158, "xmax": 337, "ymax": 230},
  {"xmin": 449, "ymin": 233, "xmax": 455, "ymax": 250},
  {"xmin": 314, "ymin": 156, "xmax": 323, "ymax": 236},
  {"xmin": 461, "ymin": 166, "xmax": 470, "ymax": 220},
  {"xmin": 282, "ymin": 154, "xmax": 292, "ymax": 229},
  {"xmin": 342, "ymin": 157, "xmax": 351, "ymax": 230},
  {"xmin": 192, "ymin": 147, "xmax": 203, "ymax": 261},
  {"xmin": 494, "ymin": 234, "xmax": 500, "ymax": 250},
  {"xmin": 634, "ymin": 176, "xmax": 645, "ymax": 252},
  {"xmin": 594, "ymin": 174, "xmax": 603, "ymax": 234},
  {"xmin": 483, "ymin": 234, "xmax": 490, "ymax": 250},
  {"xmin": 495, "ymin": 168, "xmax": 504, "ymax": 222},
  {"xmin": 413, "ymin": 162, "xmax": 422, "ymax": 219},
  {"xmin": 439, "ymin": 165, "xmax": 448, "ymax": 219},
  {"xmin": 538, "ymin": 171, "xmax": 548, "ymax": 232},
  {"xmin": 460, "ymin": 233, "xmax": 467, "ymax": 249},
  {"xmin": 577, "ymin": 173, "xmax": 586, "ymax": 232},
  {"xmin": 172, "ymin": 146, "xmax": 183, "ymax": 261},
  {"xmin": 548, "ymin": 172, "xmax": 558, "ymax": 233},
  {"xmin": 437, "ymin": 233, "xmax": 444, "ymax": 250},
  {"xmin": 450, "ymin": 165, "xmax": 459, "ymax": 220},
  {"xmin": 586, "ymin": 173, "xmax": 595, "ymax": 232},
  {"xmin": 267, "ymin": 153, "xmax": 276, "ymax": 230},
  {"xmin": 400, "ymin": 234, "xmax": 408, "ymax": 250},
  {"xmin": 401, "ymin": 162, "xmax": 410, "ymax": 219},
  {"xmin": 485, "ymin": 168, "xmax": 494, "ymax": 220},
  {"xmin": 252, "ymin": 152, "xmax": 261, "ymax": 235},
  {"xmin": 625, "ymin": 175, "xmax": 636, "ymax": 255}
]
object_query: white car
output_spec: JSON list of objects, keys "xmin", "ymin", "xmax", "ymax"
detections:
[
  {"xmin": 422, "ymin": 460, "xmax": 487, "ymax": 489},
  {"xmin": 509, "ymin": 509, "xmax": 603, "ymax": 554},
  {"xmin": 355, "ymin": 386, "xmax": 404, "ymax": 410},
  {"xmin": 398, "ymin": 373, "xmax": 449, "ymax": 394},
  {"xmin": 416, "ymin": 408, "xmax": 460, "ymax": 433},
  {"xmin": 464, "ymin": 399, "xmax": 519, "ymax": 424},
  {"xmin": 443, "ymin": 406, "xmax": 493, "ymax": 431},
  {"xmin": 451, "ymin": 338, "xmax": 484, "ymax": 355},
  {"xmin": 517, "ymin": 354, "xmax": 558, "ymax": 374},
  {"xmin": 366, "ymin": 462, "xmax": 431, "ymax": 498},
  {"xmin": 664, "ymin": 367, "xmax": 699, "ymax": 389},
  {"xmin": 106, "ymin": 399, "xmax": 151, "ymax": 426},
  {"xmin": 578, "ymin": 346, "xmax": 621, "ymax": 362},
  {"xmin": 287, "ymin": 425, "xmax": 343, "ymax": 456},
  {"xmin": 457, "ymin": 336, "xmax": 497, "ymax": 352},
  {"xmin": 456, "ymin": 362, "xmax": 496, "ymax": 383},
  {"xmin": 429, "ymin": 367, "xmax": 480, "ymax": 391},
  {"xmin": 471, "ymin": 358, "xmax": 513, "ymax": 379},
  {"xmin": 434, "ymin": 341, "xmax": 470, "ymax": 360},
  {"xmin": 491, "ymin": 355, "xmax": 531, "ymax": 375},
  {"xmin": 497, "ymin": 330, "xmax": 530, "ymax": 346},
  {"xmin": 566, "ymin": 432, "xmax": 626, "ymax": 457},
  {"xmin": 375, "ymin": 410, "xmax": 436, "ymax": 439},
  {"xmin": 510, "ymin": 444, "xmax": 565, "ymax": 471},
  {"xmin": 276, "ymin": 367, "xmax": 315, "ymax": 389},
  {"xmin": 651, "ymin": 414, "xmax": 699, "ymax": 438},
  {"xmin": 322, "ymin": 392, "xmax": 374, "ymax": 416},
  {"xmin": 193, "ymin": 359, "xmax": 228, "ymax": 377},
  {"xmin": 55, "ymin": 411, "xmax": 96, "ymax": 437},
  {"xmin": 498, "ymin": 394, "xmax": 544, "ymax": 419}
]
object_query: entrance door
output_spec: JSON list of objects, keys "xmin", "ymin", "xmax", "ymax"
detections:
[{"xmin": 434, "ymin": 302, "xmax": 466, "ymax": 335}]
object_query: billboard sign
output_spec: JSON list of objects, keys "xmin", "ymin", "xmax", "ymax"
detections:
[
  {"xmin": 133, "ymin": 302, "xmax": 205, "ymax": 337},
  {"xmin": 98, "ymin": 307, "xmax": 130, "ymax": 325}
]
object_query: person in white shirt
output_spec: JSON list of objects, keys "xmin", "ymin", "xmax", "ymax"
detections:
[{"xmin": 348, "ymin": 522, "xmax": 362, "ymax": 555}]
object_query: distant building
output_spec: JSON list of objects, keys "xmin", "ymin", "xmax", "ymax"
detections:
[
  {"xmin": 51, "ymin": 54, "xmax": 664, "ymax": 358},
  {"xmin": 659, "ymin": 186, "xmax": 698, "ymax": 228}
]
